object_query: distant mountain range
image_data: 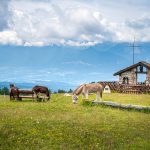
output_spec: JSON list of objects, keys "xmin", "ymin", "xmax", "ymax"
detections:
[{"xmin": 0, "ymin": 81, "xmax": 77, "ymax": 92}]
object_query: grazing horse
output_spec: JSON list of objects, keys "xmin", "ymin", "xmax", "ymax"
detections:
[
  {"xmin": 32, "ymin": 85, "xmax": 50, "ymax": 100},
  {"xmin": 72, "ymin": 83, "xmax": 103, "ymax": 104},
  {"xmin": 10, "ymin": 84, "xmax": 20, "ymax": 100}
]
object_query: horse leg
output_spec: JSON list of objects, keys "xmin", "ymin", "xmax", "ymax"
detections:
[
  {"xmin": 33, "ymin": 92, "xmax": 38, "ymax": 102},
  {"xmin": 43, "ymin": 94, "xmax": 46, "ymax": 102},
  {"xmin": 17, "ymin": 90, "xmax": 21, "ymax": 101},
  {"xmin": 85, "ymin": 91, "xmax": 88, "ymax": 99},
  {"xmin": 96, "ymin": 92, "xmax": 99, "ymax": 101},
  {"xmin": 33, "ymin": 92, "xmax": 36, "ymax": 102},
  {"xmin": 11, "ymin": 92, "xmax": 15, "ymax": 100},
  {"xmin": 10, "ymin": 93, "xmax": 12, "ymax": 100},
  {"xmin": 47, "ymin": 92, "xmax": 50, "ymax": 101},
  {"xmin": 100, "ymin": 91, "xmax": 102, "ymax": 101},
  {"xmin": 82, "ymin": 93, "xmax": 85, "ymax": 99},
  {"xmin": 96, "ymin": 92, "xmax": 101, "ymax": 101}
]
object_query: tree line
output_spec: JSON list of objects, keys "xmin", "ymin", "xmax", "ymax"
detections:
[
  {"xmin": 53, "ymin": 89, "xmax": 73, "ymax": 94},
  {"xmin": 0, "ymin": 87, "xmax": 9, "ymax": 95},
  {"xmin": 0, "ymin": 87, "xmax": 73, "ymax": 95}
]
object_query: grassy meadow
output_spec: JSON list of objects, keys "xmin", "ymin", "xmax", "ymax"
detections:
[{"xmin": 0, "ymin": 93, "xmax": 150, "ymax": 150}]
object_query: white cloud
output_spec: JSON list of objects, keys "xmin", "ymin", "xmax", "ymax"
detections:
[
  {"xmin": 126, "ymin": 16, "xmax": 150, "ymax": 29},
  {"xmin": 0, "ymin": 0, "xmax": 150, "ymax": 46},
  {"xmin": 62, "ymin": 61, "xmax": 92, "ymax": 66},
  {"xmin": 0, "ymin": 30, "xmax": 22, "ymax": 45}
]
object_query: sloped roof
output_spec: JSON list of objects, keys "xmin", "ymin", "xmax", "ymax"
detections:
[{"xmin": 114, "ymin": 61, "xmax": 150, "ymax": 76}]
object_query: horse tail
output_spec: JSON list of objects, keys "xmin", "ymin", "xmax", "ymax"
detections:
[{"xmin": 99, "ymin": 84, "xmax": 103, "ymax": 98}]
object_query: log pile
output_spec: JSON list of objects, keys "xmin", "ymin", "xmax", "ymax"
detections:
[{"xmin": 83, "ymin": 100, "xmax": 150, "ymax": 112}]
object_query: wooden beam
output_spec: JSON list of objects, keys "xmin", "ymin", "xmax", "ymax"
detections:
[{"xmin": 135, "ymin": 71, "xmax": 147, "ymax": 74}]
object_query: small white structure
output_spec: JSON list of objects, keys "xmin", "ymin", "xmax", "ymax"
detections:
[
  {"xmin": 64, "ymin": 93, "xmax": 72, "ymax": 97},
  {"xmin": 103, "ymin": 85, "xmax": 111, "ymax": 94}
]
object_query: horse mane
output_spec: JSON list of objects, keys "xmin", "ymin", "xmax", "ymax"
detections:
[
  {"xmin": 73, "ymin": 84, "xmax": 84, "ymax": 95},
  {"xmin": 73, "ymin": 85, "xmax": 82, "ymax": 94}
]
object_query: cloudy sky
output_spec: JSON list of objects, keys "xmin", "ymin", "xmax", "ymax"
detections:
[{"xmin": 0, "ymin": 0, "xmax": 150, "ymax": 87}]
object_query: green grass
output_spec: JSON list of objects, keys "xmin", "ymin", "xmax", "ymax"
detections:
[
  {"xmin": 100, "ymin": 93, "xmax": 150, "ymax": 106},
  {"xmin": 0, "ymin": 94, "xmax": 150, "ymax": 150}
]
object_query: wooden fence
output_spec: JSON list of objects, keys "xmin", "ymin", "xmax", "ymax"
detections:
[
  {"xmin": 99, "ymin": 81, "xmax": 150, "ymax": 94},
  {"xmin": 99, "ymin": 81, "xmax": 119, "ymax": 91},
  {"xmin": 118, "ymin": 84, "xmax": 150, "ymax": 94}
]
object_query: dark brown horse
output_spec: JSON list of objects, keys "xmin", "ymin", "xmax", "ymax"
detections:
[
  {"xmin": 32, "ymin": 85, "xmax": 50, "ymax": 100},
  {"xmin": 10, "ymin": 84, "xmax": 20, "ymax": 100}
]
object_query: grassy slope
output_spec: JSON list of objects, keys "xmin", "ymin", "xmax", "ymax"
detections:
[{"xmin": 0, "ymin": 94, "xmax": 150, "ymax": 150}]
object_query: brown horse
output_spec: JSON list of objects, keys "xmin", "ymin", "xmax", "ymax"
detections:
[
  {"xmin": 10, "ymin": 84, "xmax": 20, "ymax": 100},
  {"xmin": 32, "ymin": 85, "xmax": 50, "ymax": 100}
]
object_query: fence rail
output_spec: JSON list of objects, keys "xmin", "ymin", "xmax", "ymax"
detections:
[{"xmin": 99, "ymin": 81, "xmax": 150, "ymax": 94}]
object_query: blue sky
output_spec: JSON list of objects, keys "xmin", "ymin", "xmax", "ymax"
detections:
[{"xmin": 0, "ymin": 0, "xmax": 150, "ymax": 86}]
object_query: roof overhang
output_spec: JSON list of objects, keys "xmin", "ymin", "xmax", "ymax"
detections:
[{"xmin": 114, "ymin": 61, "xmax": 150, "ymax": 76}]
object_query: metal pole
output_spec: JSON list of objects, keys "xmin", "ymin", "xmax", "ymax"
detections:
[
  {"xmin": 129, "ymin": 37, "xmax": 140, "ymax": 65},
  {"xmin": 133, "ymin": 37, "xmax": 135, "ymax": 65},
  {"xmin": 133, "ymin": 44, "xmax": 134, "ymax": 65}
]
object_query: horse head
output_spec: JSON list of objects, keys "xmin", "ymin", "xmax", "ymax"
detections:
[
  {"xmin": 10, "ymin": 84, "xmax": 15, "ymax": 88},
  {"xmin": 72, "ymin": 93, "xmax": 78, "ymax": 104},
  {"xmin": 72, "ymin": 85, "xmax": 84, "ymax": 104}
]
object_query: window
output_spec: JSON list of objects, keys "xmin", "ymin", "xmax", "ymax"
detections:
[{"xmin": 123, "ymin": 77, "xmax": 129, "ymax": 84}]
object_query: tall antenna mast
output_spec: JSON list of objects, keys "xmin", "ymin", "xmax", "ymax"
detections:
[{"xmin": 129, "ymin": 37, "xmax": 140, "ymax": 65}]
